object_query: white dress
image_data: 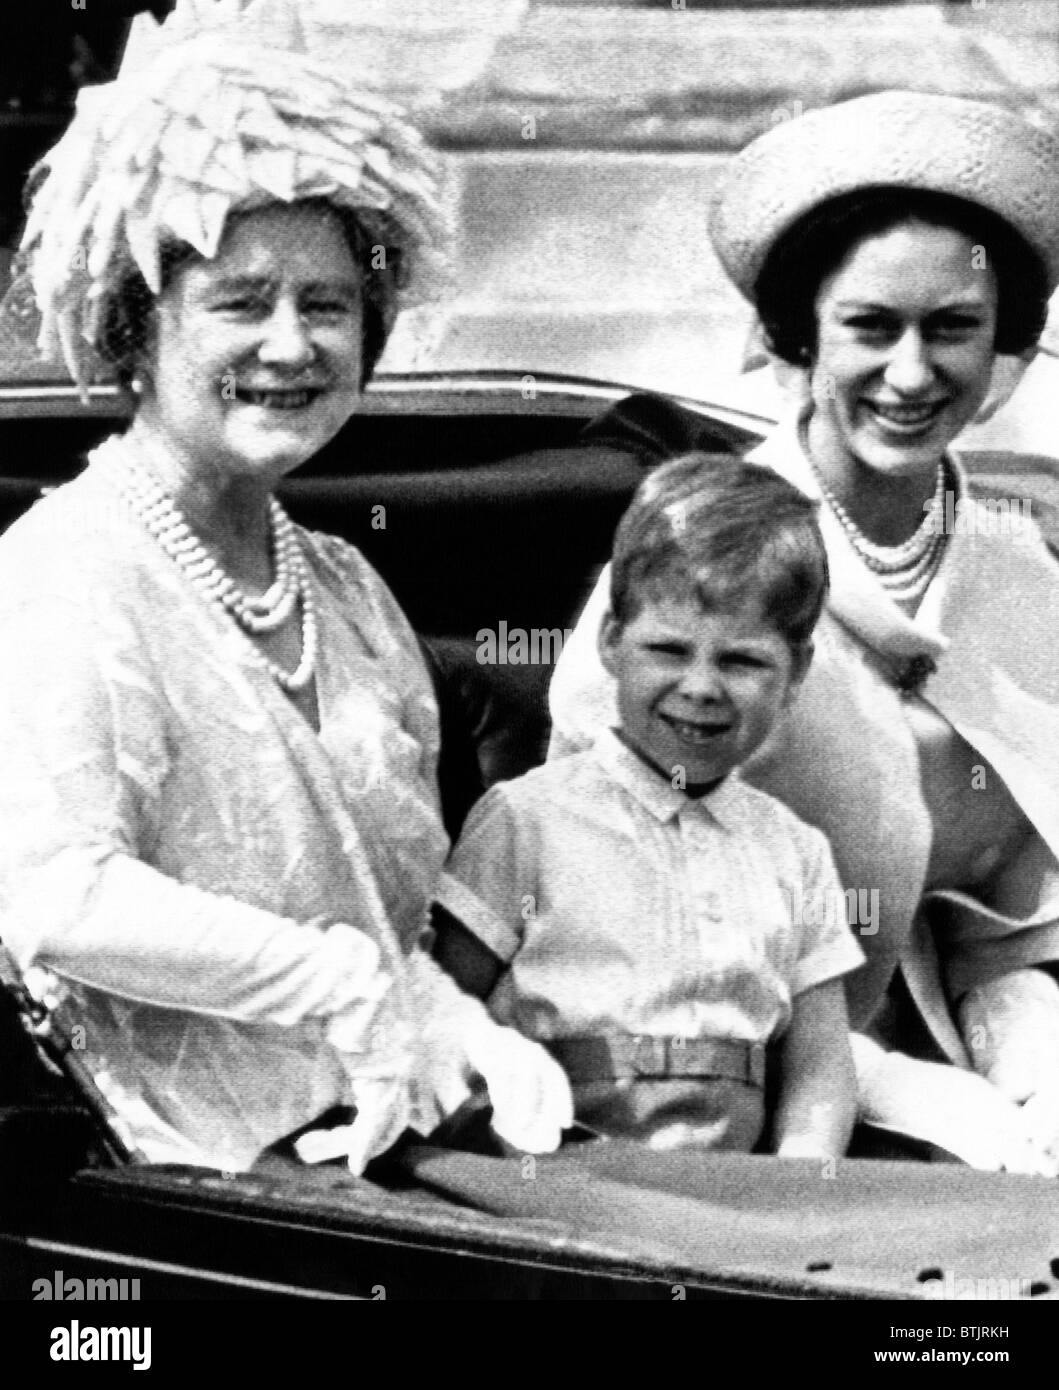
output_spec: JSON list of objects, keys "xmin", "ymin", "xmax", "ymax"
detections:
[{"xmin": 0, "ymin": 434, "xmax": 453, "ymax": 1169}]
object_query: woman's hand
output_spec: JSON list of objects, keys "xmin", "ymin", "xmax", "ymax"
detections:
[
  {"xmin": 1019, "ymin": 1091, "xmax": 1059, "ymax": 1168},
  {"xmin": 959, "ymin": 968, "xmax": 1059, "ymax": 1165},
  {"xmin": 406, "ymin": 948, "xmax": 573, "ymax": 1153},
  {"xmin": 322, "ymin": 925, "xmax": 418, "ymax": 1174},
  {"xmin": 459, "ymin": 1016, "xmax": 575, "ymax": 1154},
  {"xmin": 853, "ymin": 1033, "xmax": 1058, "ymax": 1176}
]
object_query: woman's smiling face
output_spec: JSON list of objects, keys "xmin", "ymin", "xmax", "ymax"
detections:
[
  {"xmin": 808, "ymin": 218, "xmax": 998, "ymax": 481},
  {"xmin": 137, "ymin": 202, "xmax": 364, "ymax": 488}
]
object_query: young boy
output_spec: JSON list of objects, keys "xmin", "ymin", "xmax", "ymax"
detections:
[{"xmin": 434, "ymin": 454, "xmax": 863, "ymax": 1157}]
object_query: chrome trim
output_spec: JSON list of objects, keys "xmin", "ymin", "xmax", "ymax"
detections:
[
  {"xmin": 24, "ymin": 1236, "xmax": 352, "ymax": 1300},
  {"xmin": 0, "ymin": 385, "xmax": 126, "ymax": 420}
]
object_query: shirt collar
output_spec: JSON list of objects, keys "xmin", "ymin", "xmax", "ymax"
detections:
[{"xmin": 592, "ymin": 728, "xmax": 744, "ymax": 829}]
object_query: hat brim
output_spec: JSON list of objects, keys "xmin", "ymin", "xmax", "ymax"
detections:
[{"xmin": 710, "ymin": 92, "xmax": 1059, "ymax": 302}]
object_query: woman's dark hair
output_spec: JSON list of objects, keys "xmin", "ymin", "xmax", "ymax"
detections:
[
  {"xmin": 754, "ymin": 187, "xmax": 1051, "ymax": 365},
  {"xmin": 98, "ymin": 198, "xmax": 401, "ymax": 392},
  {"xmin": 609, "ymin": 452, "xmax": 830, "ymax": 651}
]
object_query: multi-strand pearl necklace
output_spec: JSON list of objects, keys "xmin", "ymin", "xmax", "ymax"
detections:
[
  {"xmin": 113, "ymin": 448, "xmax": 317, "ymax": 693},
  {"xmin": 799, "ymin": 420, "xmax": 950, "ymax": 607}
]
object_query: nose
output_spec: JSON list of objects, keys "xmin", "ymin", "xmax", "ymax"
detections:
[
  {"xmin": 883, "ymin": 327, "xmax": 935, "ymax": 395},
  {"xmin": 677, "ymin": 652, "xmax": 724, "ymax": 704},
  {"xmin": 258, "ymin": 297, "xmax": 315, "ymax": 370}
]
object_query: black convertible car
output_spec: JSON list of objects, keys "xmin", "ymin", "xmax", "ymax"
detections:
[{"xmin": 2, "ymin": 369, "xmax": 1059, "ymax": 1305}]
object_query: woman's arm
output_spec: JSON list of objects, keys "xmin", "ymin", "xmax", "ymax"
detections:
[
  {"xmin": 773, "ymin": 978, "xmax": 856, "ymax": 1159},
  {"xmin": 0, "ymin": 591, "xmax": 396, "ymax": 1030},
  {"xmin": 853, "ymin": 1031, "xmax": 1058, "ymax": 1175}
]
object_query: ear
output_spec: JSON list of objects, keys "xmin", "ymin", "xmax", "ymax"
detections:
[
  {"xmin": 597, "ymin": 608, "xmax": 622, "ymax": 679},
  {"xmin": 785, "ymin": 640, "xmax": 814, "ymax": 700}
]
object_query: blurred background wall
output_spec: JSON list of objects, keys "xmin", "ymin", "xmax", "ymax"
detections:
[
  {"xmin": 411, "ymin": 0, "xmax": 1059, "ymax": 431},
  {"xmin": 1, "ymin": 0, "xmax": 1056, "ymax": 448}
]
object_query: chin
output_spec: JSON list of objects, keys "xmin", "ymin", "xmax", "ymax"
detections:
[
  {"xmin": 851, "ymin": 428, "xmax": 953, "ymax": 477},
  {"xmin": 224, "ymin": 427, "xmax": 327, "ymax": 477},
  {"xmin": 662, "ymin": 747, "xmax": 730, "ymax": 786},
  {"xmin": 849, "ymin": 411, "xmax": 969, "ymax": 475},
  {"xmin": 227, "ymin": 402, "xmax": 347, "ymax": 457},
  {"xmin": 860, "ymin": 445, "xmax": 942, "ymax": 477}
]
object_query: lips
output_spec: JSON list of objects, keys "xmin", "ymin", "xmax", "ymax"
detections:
[
  {"xmin": 233, "ymin": 386, "xmax": 323, "ymax": 410},
  {"xmin": 865, "ymin": 399, "xmax": 948, "ymax": 433},
  {"xmin": 661, "ymin": 713, "xmax": 732, "ymax": 745}
]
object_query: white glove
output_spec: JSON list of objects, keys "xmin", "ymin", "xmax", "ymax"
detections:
[
  {"xmin": 959, "ymin": 968, "xmax": 1059, "ymax": 1098},
  {"xmin": 406, "ymin": 948, "xmax": 574, "ymax": 1153},
  {"xmin": 959, "ymin": 968, "xmax": 1059, "ymax": 1164},
  {"xmin": 318, "ymin": 924, "xmax": 416, "ymax": 1175},
  {"xmin": 294, "ymin": 1077, "xmax": 412, "ymax": 1175},
  {"xmin": 1020, "ymin": 1090, "xmax": 1059, "ymax": 1168},
  {"xmin": 852, "ymin": 1034, "xmax": 1057, "ymax": 1177},
  {"xmin": 463, "ymin": 1015, "xmax": 575, "ymax": 1154}
]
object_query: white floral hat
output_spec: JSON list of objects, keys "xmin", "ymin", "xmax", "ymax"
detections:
[{"xmin": 18, "ymin": 0, "xmax": 450, "ymax": 390}]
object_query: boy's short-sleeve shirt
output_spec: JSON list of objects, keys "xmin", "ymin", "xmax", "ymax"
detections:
[{"xmin": 438, "ymin": 730, "xmax": 865, "ymax": 1044}]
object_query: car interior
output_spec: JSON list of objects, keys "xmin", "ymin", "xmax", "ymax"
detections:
[{"xmin": 4, "ymin": 379, "xmax": 1059, "ymax": 1301}]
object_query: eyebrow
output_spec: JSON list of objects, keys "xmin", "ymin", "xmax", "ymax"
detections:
[
  {"xmin": 831, "ymin": 298, "xmax": 990, "ymax": 313},
  {"xmin": 202, "ymin": 275, "xmax": 361, "ymax": 296},
  {"xmin": 641, "ymin": 630, "xmax": 776, "ymax": 653}
]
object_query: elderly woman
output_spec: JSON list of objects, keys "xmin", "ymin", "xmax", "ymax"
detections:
[
  {"xmin": 549, "ymin": 91, "xmax": 1059, "ymax": 1172},
  {"xmin": 0, "ymin": 4, "xmax": 571, "ymax": 1173}
]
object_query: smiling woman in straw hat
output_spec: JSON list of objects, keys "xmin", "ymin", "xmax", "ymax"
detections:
[
  {"xmin": 0, "ymin": 0, "xmax": 572, "ymax": 1174},
  {"xmin": 549, "ymin": 90, "xmax": 1059, "ymax": 1173}
]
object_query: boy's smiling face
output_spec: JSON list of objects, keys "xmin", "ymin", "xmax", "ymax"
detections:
[{"xmin": 598, "ymin": 592, "xmax": 811, "ymax": 788}]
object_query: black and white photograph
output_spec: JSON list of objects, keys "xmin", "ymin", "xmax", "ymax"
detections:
[{"xmin": 1, "ymin": 0, "xmax": 1058, "ymax": 1342}]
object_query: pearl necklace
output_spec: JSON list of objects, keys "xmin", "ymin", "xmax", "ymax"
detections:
[
  {"xmin": 799, "ymin": 419, "xmax": 949, "ymax": 605},
  {"xmin": 112, "ymin": 449, "xmax": 317, "ymax": 694}
]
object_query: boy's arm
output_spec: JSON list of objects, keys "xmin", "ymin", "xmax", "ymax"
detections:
[
  {"xmin": 773, "ymin": 977, "xmax": 856, "ymax": 1160},
  {"xmin": 432, "ymin": 902, "xmax": 505, "ymax": 1000}
]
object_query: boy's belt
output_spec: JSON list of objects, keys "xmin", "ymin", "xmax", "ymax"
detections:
[{"xmin": 548, "ymin": 1035, "xmax": 767, "ymax": 1088}]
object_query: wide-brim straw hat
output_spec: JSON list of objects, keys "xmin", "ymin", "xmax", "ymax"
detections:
[{"xmin": 710, "ymin": 91, "xmax": 1059, "ymax": 302}]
